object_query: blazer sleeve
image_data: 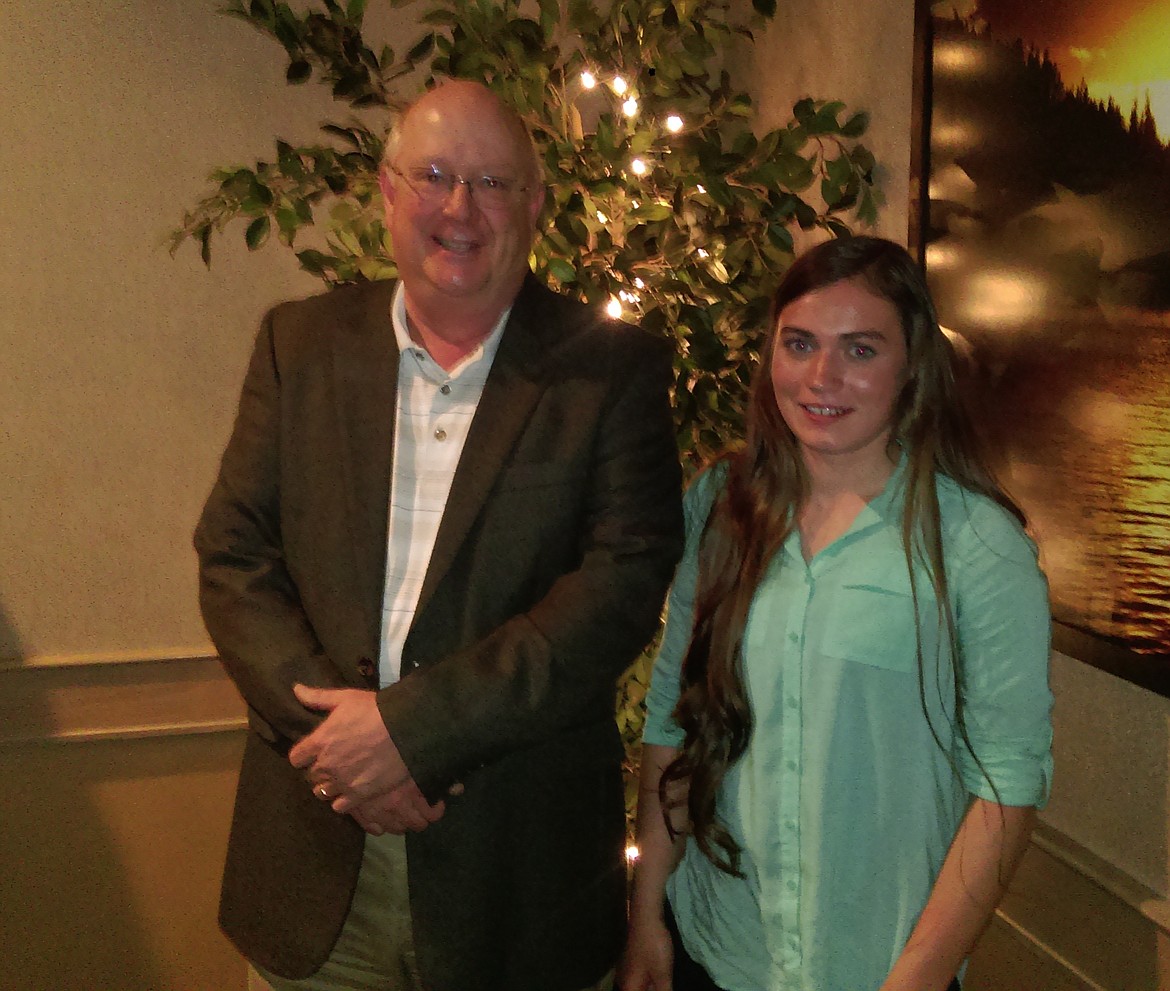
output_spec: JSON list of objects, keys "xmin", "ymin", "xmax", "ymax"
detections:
[
  {"xmin": 377, "ymin": 327, "xmax": 685, "ymax": 789},
  {"xmin": 194, "ymin": 308, "xmax": 346, "ymax": 745}
]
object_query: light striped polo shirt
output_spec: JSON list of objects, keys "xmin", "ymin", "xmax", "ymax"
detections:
[{"xmin": 378, "ymin": 283, "xmax": 510, "ymax": 686}]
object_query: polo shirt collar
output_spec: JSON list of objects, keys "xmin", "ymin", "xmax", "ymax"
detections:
[{"xmin": 390, "ymin": 282, "xmax": 512, "ymax": 379}]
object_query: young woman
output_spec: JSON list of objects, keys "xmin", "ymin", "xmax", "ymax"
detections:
[{"xmin": 619, "ymin": 237, "xmax": 1053, "ymax": 991}]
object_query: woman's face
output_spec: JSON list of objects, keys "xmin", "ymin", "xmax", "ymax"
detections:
[{"xmin": 770, "ymin": 276, "xmax": 909, "ymax": 470}]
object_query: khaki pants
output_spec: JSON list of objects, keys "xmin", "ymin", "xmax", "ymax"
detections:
[
  {"xmin": 249, "ymin": 831, "xmax": 422, "ymax": 991},
  {"xmin": 247, "ymin": 830, "xmax": 614, "ymax": 991}
]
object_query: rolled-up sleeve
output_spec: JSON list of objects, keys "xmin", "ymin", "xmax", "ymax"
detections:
[{"xmin": 952, "ymin": 497, "xmax": 1054, "ymax": 807}]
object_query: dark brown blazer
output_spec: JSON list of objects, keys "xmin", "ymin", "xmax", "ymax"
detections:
[{"xmin": 195, "ymin": 275, "xmax": 683, "ymax": 991}]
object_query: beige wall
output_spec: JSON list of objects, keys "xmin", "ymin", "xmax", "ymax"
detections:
[
  {"xmin": 751, "ymin": 0, "xmax": 915, "ymax": 245},
  {"xmin": 0, "ymin": 2, "xmax": 398, "ymax": 987},
  {"xmin": 2, "ymin": 0, "xmax": 1169, "ymax": 987}
]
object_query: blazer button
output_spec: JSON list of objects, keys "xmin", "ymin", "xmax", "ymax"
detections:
[{"xmin": 357, "ymin": 657, "xmax": 376, "ymax": 681}]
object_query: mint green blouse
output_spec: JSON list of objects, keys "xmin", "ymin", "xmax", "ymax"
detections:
[{"xmin": 643, "ymin": 463, "xmax": 1053, "ymax": 991}]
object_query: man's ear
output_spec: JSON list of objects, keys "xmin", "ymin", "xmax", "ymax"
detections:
[
  {"xmin": 527, "ymin": 184, "xmax": 546, "ymax": 227},
  {"xmin": 377, "ymin": 167, "xmax": 396, "ymax": 206}
]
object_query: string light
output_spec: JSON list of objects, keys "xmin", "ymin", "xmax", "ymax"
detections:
[
  {"xmin": 633, "ymin": 278, "xmax": 645, "ymax": 289},
  {"xmin": 630, "ymin": 159, "xmax": 647, "ymax": 176},
  {"xmin": 625, "ymin": 844, "xmax": 640, "ymax": 862},
  {"xmin": 666, "ymin": 114, "xmax": 683, "ymax": 132},
  {"xmin": 622, "ymin": 97, "xmax": 638, "ymax": 118},
  {"xmin": 612, "ymin": 76, "xmax": 628, "ymax": 95},
  {"xmin": 580, "ymin": 70, "xmax": 597, "ymax": 89},
  {"xmin": 697, "ymin": 248, "xmax": 709, "ymax": 258},
  {"xmin": 606, "ymin": 297, "xmax": 623, "ymax": 318},
  {"xmin": 696, "ymin": 184, "xmax": 706, "ymax": 194},
  {"xmin": 596, "ymin": 210, "xmax": 608, "ymax": 224}
]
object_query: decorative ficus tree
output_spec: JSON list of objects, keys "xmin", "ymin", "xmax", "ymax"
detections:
[{"xmin": 172, "ymin": 0, "xmax": 881, "ymax": 828}]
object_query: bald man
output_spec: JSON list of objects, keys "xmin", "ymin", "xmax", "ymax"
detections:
[{"xmin": 196, "ymin": 80, "xmax": 683, "ymax": 991}]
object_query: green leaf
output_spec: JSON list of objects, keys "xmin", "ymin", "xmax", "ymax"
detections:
[
  {"xmin": 198, "ymin": 224, "xmax": 212, "ymax": 267},
  {"xmin": 807, "ymin": 102, "xmax": 844, "ymax": 135},
  {"xmin": 630, "ymin": 202, "xmax": 674, "ymax": 221},
  {"xmin": 248, "ymin": 176, "xmax": 274, "ymax": 207},
  {"xmin": 286, "ymin": 59, "xmax": 311, "ymax": 84},
  {"xmin": 322, "ymin": 124, "xmax": 362, "ymax": 148},
  {"xmin": 841, "ymin": 110, "xmax": 869, "ymax": 138},
  {"xmin": 420, "ymin": 8, "xmax": 456, "ymax": 27},
  {"xmin": 245, "ymin": 215, "xmax": 270, "ymax": 250},
  {"xmin": 548, "ymin": 257, "xmax": 577, "ymax": 282},
  {"xmin": 794, "ymin": 200, "xmax": 818, "ymax": 229},
  {"xmin": 275, "ymin": 205, "xmax": 300, "ymax": 241},
  {"xmin": 726, "ymin": 94, "xmax": 753, "ymax": 117},
  {"xmin": 407, "ymin": 33, "xmax": 435, "ymax": 61}
]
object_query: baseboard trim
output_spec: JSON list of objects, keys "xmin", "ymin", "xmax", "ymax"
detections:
[
  {"xmin": 992, "ymin": 908, "xmax": 1107, "ymax": 991},
  {"xmin": 1032, "ymin": 821, "xmax": 1170, "ymax": 935}
]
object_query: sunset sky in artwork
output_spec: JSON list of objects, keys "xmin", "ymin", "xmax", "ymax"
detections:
[{"xmin": 973, "ymin": 0, "xmax": 1170, "ymax": 140}]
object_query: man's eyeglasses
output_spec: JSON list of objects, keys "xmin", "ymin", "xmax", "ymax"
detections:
[{"xmin": 389, "ymin": 164, "xmax": 530, "ymax": 209}]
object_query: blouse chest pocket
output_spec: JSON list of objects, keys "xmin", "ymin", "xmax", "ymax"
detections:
[{"xmin": 816, "ymin": 565, "xmax": 934, "ymax": 673}]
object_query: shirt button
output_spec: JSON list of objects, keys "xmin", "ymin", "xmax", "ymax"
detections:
[
  {"xmin": 440, "ymin": 383, "xmax": 451, "ymax": 395},
  {"xmin": 786, "ymin": 879, "xmax": 797, "ymax": 892},
  {"xmin": 786, "ymin": 695, "xmax": 798, "ymax": 709},
  {"xmin": 787, "ymin": 631, "xmax": 799, "ymax": 644},
  {"xmin": 786, "ymin": 759, "xmax": 797, "ymax": 771},
  {"xmin": 785, "ymin": 819, "xmax": 796, "ymax": 832},
  {"xmin": 434, "ymin": 428, "xmax": 447, "ymax": 441}
]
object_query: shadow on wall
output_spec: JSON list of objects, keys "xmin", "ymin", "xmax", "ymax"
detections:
[{"xmin": 0, "ymin": 600, "xmax": 168, "ymax": 991}]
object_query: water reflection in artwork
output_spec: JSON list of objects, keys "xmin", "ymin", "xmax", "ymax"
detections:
[{"xmin": 927, "ymin": 8, "xmax": 1170, "ymax": 674}]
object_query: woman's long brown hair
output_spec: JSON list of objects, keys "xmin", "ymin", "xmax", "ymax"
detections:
[{"xmin": 661, "ymin": 236, "xmax": 1023, "ymax": 875}]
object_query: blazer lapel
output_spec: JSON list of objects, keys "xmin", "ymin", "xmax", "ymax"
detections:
[
  {"xmin": 331, "ymin": 280, "xmax": 400, "ymax": 650},
  {"xmin": 413, "ymin": 279, "xmax": 549, "ymax": 620}
]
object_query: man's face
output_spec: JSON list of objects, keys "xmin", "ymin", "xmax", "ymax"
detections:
[{"xmin": 380, "ymin": 83, "xmax": 544, "ymax": 326}]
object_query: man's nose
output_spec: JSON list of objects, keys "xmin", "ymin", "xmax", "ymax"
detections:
[{"xmin": 441, "ymin": 179, "xmax": 475, "ymax": 218}]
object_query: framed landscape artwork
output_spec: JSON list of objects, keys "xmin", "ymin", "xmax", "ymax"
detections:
[{"xmin": 918, "ymin": 1, "xmax": 1170, "ymax": 694}]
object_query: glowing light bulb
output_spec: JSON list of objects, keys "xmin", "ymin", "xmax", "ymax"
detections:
[
  {"xmin": 625, "ymin": 844, "xmax": 640, "ymax": 862},
  {"xmin": 665, "ymin": 114, "xmax": 683, "ymax": 132},
  {"xmin": 622, "ymin": 97, "xmax": 638, "ymax": 117},
  {"xmin": 606, "ymin": 297, "xmax": 623, "ymax": 319},
  {"xmin": 612, "ymin": 76, "xmax": 628, "ymax": 95},
  {"xmin": 633, "ymin": 278, "xmax": 645, "ymax": 289},
  {"xmin": 630, "ymin": 158, "xmax": 647, "ymax": 176},
  {"xmin": 696, "ymin": 184, "xmax": 706, "ymax": 194},
  {"xmin": 596, "ymin": 210, "xmax": 608, "ymax": 224},
  {"xmin": 581, "ymin": 70, "xmax": 597, "ymax": 89},
  {"xmin": 697, "ymin": 248, "xmax": 709, "ymax": 259}
]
